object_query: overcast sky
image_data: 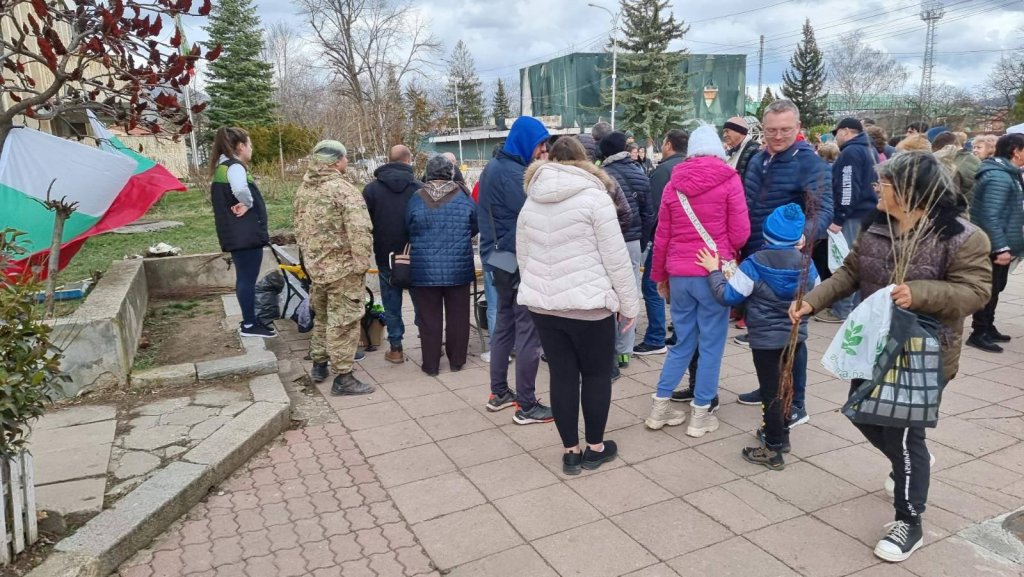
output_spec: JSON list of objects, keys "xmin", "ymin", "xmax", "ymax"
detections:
[{"xmin": 180, "ymin": 0, "xmax": 1024, "ymax": 100}]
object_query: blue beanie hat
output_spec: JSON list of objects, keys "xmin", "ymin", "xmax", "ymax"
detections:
[
  {"xmin": 763, "ymin": 203, "xmax": 805, "ymax": 246},
  {"xmin": 925, "ymin": 125, "xmax": 948, "ymax": 143}
]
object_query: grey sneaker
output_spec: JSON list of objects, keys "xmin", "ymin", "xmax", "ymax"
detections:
[
  {"xmin": 513, "ymin": 403, "xmax": 554, "ymax": 425},
  {"xmin": 814, "ymin": 309, "xmax": 844, "ymax": 323},
  {"xmin": 486, "ymin": 390, "xmax": 517, "ymax": 412},
  {"xmin": 645, "ymin": 396, "xmax": 687, "ymax": 430},
  {"xmin": 686, "ymin": 403, "xmax": 720, "ymax": 438}
]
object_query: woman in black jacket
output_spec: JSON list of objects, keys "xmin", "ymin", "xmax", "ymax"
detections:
[{"xmin": 209, "ymin": 127, "xmax": 272, "ymax": 338}]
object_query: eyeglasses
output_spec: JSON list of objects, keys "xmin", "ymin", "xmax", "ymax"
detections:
[
  {"xmin": 763, "ymin": 127, "xmax": 797, "ymax": 137},
  {"xmin": 872, "ymin": 181, "xmax": 893, "ymax": 191}
]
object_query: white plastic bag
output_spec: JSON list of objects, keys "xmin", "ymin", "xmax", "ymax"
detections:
[
  {"xmin": 827, "ymin": 229, "xmax": 850, "ymax": 273},
  {"xmin": 821, "ymin": 285, "xmax": 896, "ymax": 380}
]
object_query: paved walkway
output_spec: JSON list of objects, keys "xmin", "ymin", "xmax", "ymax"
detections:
[{"xmin": 120, "ymin": 275, "xmax": 1024, "ymax": 577}]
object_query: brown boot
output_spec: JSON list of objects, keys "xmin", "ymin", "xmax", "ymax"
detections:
[{"xmin": 385, "ymin": 345, "xmax": 404, "ymax": 364}]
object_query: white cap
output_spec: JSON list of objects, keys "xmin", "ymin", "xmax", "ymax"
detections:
[{"xmin": 1006, "ymin": 123, "xmax": 1024, "ymax": 135}]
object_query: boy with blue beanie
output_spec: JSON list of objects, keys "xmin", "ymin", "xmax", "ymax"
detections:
[{"xmin": 697, "ymin": 203, "xmax": 819, "ymax": 470}]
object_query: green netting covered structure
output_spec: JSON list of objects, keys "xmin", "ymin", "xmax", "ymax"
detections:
[{"xmin": 520, "ymin": 52, "xmax": 747, "ymax": 131}]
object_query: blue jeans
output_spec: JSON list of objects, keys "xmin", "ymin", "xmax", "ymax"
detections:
[
  {"xmin": 830, "ymin": 218, "xmax": 864, "ymax": 319},
  {"xmin": 484, "ymin": 270, "xmax": 498, "ymax": 348},
  {"xmin": 377, "ymin": 266, "xmax": 406, "ymax": 347},
  {"xmin": 232, "ymin": 247, "xmax": 263, "ymax": 327},
  {"xmin": 641, "ymin": 246, "xmax": 666, "ymax": 347},
  {"xmin": 655, "ymin": 276, "xmax": 729, "ymax": 406}
]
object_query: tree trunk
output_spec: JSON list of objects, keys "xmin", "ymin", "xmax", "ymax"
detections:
[{"xmin": 43, "ymin": 209, "xmax": 68, "ymax": 317}]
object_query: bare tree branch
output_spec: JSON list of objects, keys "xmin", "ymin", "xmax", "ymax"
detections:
[{"xmin": 826, "ymin": 32, "xmax": 908, "ymax": 116}]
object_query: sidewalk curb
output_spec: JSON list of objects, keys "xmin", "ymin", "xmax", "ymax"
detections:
[{"xmin": 29, "ymin": 374, "xmax": 291, "ymax": 577}]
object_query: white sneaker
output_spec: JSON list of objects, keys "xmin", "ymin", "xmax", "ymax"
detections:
[
  {"xmin": 481, "ymin": 351, "xmax": 491, "ymax": 363},
  {"xmin": 644, "ymin": 396, "xmax": 686, "ymax": 430},
  {"xmin": 885, "ymin": 452, "xmax": 935, "ymax": 496},
  {"xmin": 686, "ymin": 403, "xmax": 720, "ymax": 438}
]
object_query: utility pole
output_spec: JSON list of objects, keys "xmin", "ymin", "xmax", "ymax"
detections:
[
  {"xmin": 919, "ymin": 1, "xmax": 945, "ymax": 121},
  {"xmin": 757, "ymin": 35, "xmax": 765, "ymax": 99},
  {"xmin": 588, "ymin": 3, "xmax": 621, "ymax": 129}
]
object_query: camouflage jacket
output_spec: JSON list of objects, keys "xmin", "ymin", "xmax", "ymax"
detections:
[{"xmin": 293, "ymin": 167, "xmax": 373, "ymax": 284}]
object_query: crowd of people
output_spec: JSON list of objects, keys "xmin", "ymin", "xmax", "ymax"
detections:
[{"xmin": 207, "ymin": 98, "xmax": 1022, "ymax": 565}]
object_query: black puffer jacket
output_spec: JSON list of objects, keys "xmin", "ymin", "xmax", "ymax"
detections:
[
  {"xmin": 577, "ymin": 134, "xmax": 600, "ymax": 162},
  {"xmin": 602, "ymin": 151, "xmax": 654, "ymax": 246},
  {"xmin": 363, "ymin": 162, "xmax": 423, "ymax": 268}
]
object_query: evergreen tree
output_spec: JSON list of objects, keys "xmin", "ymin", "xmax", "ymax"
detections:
[
  {"xmin": 781, "ymin": 19, "xmax": 828, "ymax": 126},
  {"xmin": 602, "ymin": 0, "xmax": 692, "ymax": 142},
  {"xmin": 405, "ymin": 82, "xmax": 433, "ymax": 157},
  {"xmin": 446, "ymin": 41, "xmax": 485, "ymax": 128},
  {"xmin": 1011, "ymin": 89, "xmax": 1024, "ymax": 125},
  {"xmin": 756, "ymin": 87, "xmax": 777, "ymax": 119},
  {"xmin": 203, "ymin": 0, "xmax": 276, "ymax": 130},
  {"xmin": 492, "ymin": 79, "xmax": 511, "ymax": 129}
]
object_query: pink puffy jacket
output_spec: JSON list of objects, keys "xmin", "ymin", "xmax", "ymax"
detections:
[{"xmin": 650, "ymin": 155, "xmax": 751, "ymax": 281}]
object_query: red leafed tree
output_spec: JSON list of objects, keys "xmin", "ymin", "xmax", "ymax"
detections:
[{"xmin": 0, "ymin": 0, "xmax": 220, "ymax": 154}]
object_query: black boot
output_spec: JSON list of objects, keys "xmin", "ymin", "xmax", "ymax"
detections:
[
  {"xmin": 310, "ymin": 361, "xmax": 329, "ymax": 383},
  {"xmin": 331, "ymin": 372, "xmax": 375, "ymax": 396},
  {"xmin": 967, "ymin": 332, "xmax": 1003, "ymax": 353},
  {"xmin": 989, "ymin": 327, "xmax": 1012, "ymax": 343}
]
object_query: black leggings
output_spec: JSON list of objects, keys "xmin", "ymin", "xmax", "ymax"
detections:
[
  {"xmin": 232, "ymin": 247, "xmax": 263, "ymax": 327},
  {"xmin": 751, "ymin": 344, "xmax": 806, "ymax": 450},
  {"xmin": 531, "ymin": 313, "xmax": 616, "ymax": 448}
]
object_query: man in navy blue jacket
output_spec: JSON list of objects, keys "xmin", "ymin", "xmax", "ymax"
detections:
[
  {"xmin": 818, "ymin": 117, "xmax": 878, "ymax": 323},
  {"xmin": 477, "ymin": 116, "xmax": 554, "ymax": 425}
]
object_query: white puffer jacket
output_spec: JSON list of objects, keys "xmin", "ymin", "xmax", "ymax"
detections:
[{"xmin": 516, "ymin": 160, "xmax": 641, "ymax": 319}]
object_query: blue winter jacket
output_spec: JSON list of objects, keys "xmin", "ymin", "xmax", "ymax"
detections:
[
  {"xmin": 477, "ymin": 116, "xmax": 550, "ymax": 271},
  {"xmin": 743, "ymin": 141, "xmax": 833, "ymax": 255},
  {"xmin": 602, "ymin": 152, "xmax": 654, "ymax": 246},
  {"xmin": 832, "ymin": 132, "xmax": 879, "ymax": 227},
  {"xmin": 406, "ymin": 182, "xmax": 479, "ymax": 287},
  {"xmin": 707, "ymin": 246, "xmax": 819, "ymax": 349},
  {"xmin": 971, "ymin": 157, "xmax": 1024, "ymax": 255}
]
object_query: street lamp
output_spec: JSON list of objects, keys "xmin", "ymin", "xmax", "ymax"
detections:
[{"xmin": 588, "ymin": 3, "xmax": 620, "ymax": 130}]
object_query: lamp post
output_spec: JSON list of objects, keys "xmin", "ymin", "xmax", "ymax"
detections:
[{"xmin": 588, "ymin": 3, "xmax": 620, "ymax": 130}]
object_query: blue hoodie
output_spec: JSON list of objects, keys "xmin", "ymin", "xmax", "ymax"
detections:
[
  {"xmin": 707, "ymin": 246, "xmax": 819, "ymax": 349},
  {"xmin": 477, "ymin": 116, "xmax": 549, "ymax": 270}
]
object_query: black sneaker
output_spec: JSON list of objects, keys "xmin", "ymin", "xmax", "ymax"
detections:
[
  {"xmin": 755, "ymin": 427, "xmax": 791, "ymax": 453},
  {"xmin": 874, "ymin": 521, "xmax": 923, "ymax": 562},
  {"xmin": 671, "ymin": 386, "xmax": 695, "ymax": 402},
  {"xmin": 582, "ymin": 440, "xmax": 617, "ymax": 470},
  {"xmin": 633, "ymin": 342, "xmax": 668, "ymax": 355},
  {"xmin": 967, "ymin": 332, "xmax": 1003, "ymax": 353},
  {"xmin": 989, "ymin": 327, "xmax": 1012, "ymax": 343},
  {"xmin": 513, "ymin": 403, "xmax": 554, "ymax": 425},
  {"xmin": 665, "ymin": 332, "xmax": 677, "ymax": 346},
  {"xmin": 310, "ymin": 361, "xmax": 329, "ymax": 383},
  {"xmin": 617, "ymin": 354, "xmax": 630, "ymax": 368},
  {"xmin": 741, "ymin": 446, "xmax": 785, "ymax": 470},
  {"xmin": 486, "ymin": 390, "xmax": 517, "ymax": 412},
  {"xmin": 733, "ymin": 333, "xmax": 750, "ymax": 347},
  {"xmin": 562, "ymin": 451, "xmax": 583, "ymax": 475},
  {"xmin": 331, "ymin": 372, "xmax": 375, "ymax": 396},
  {"xmin": 737, "ymin": 389, "xmax": 762, "ymax": 405},
  {"xmin": 240, "ymin": 323, "xmax": 276, "ymax": 338}
]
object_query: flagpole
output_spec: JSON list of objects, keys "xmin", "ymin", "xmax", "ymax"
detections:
[{"xmin": 174, "ymin": 14, "xmax": 201, "ymax": 169}]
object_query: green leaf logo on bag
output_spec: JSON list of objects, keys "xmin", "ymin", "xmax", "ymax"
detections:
[
  {"xmin": 842, "ymin": 322, "xmax": 864, "ymax": 356},
  {"xmin": 831, "ymin": 243, "xmax": 844, "ymax": 263}
]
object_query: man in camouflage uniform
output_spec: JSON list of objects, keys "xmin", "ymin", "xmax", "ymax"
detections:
[{"xmin": 293, "ymin": 140, "xmax": 375, "ymax": 395}]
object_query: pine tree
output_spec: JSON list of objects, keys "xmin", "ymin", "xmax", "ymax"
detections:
[
  {"xmin": 203, "ymin": 0, "xmax": 276, "ymax": 130},
  {"xmin": 405, "ymin": 82, "xmax": 433, "ymax": 156},
  {"xmin": 781, "ymin": 19, "xmax": 828, "ymax": 126},
  {"xmin": 492, "ymin": 79, "xmax": 511, "ymax": 129},
  {"xmin": 756, "ymin": 87, "xmax": 777, "ymax": 119},
  {"xmin": 446, "ymin": 41, "xmax": 485, "ymax": 128},
  {"xmin": 602, "ymin": 0, "xmax": 692, "ymax": 142},
  {"xmin": 1011, "ymin": 89, "xmax": 1024, "ymax": 125}
]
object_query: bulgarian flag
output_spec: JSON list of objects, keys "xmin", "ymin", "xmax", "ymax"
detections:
[{"xmin": 2, "ymin": 114, "xmax": 186, "ymax": 278}]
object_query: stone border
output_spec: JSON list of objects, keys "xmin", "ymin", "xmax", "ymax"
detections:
[{"xmin": 28, "ymin": 374, "xmax": 291, "ymax": 577}]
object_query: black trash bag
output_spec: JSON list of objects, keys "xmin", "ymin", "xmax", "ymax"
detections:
[{"xmin": 255, "ymin": 270, "xmax": 285, "ymax": 327}]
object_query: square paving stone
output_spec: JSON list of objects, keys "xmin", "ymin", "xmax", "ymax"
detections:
[
  {"xmin": 436, "ymin": 366, "xmax": 490, "ymax": 391},
  {"xmin": 843, "ymin": 565, "xmax": 918, "ymax": 577},
  {"xmin": 902, "ymin": 536, "xmax": 1021, "ymax": 577},
  {"xmin": 418, "ymin": 407, "xmax": 495, "ymax": 441},
  {"xmin": 950, "ymin": 376, "xmax": 1022, "ymax": 404},
  {"xmin": 622, "ymin": 564, "xmax": 681, "ymax": 577},
  {"xmin": 983, "ymin": 441, "xmax": 1024, "ymax": 475},
  {"xmin": 412, "ymin": 504, "xmax": 523, "ymax": 570},
  {"xmin": 611, "ymin": 425, "xmax": 687, "ymax": 465},
  {"xmin": 34, "ymin": 443, "xmax": 112, "ymax": 485},
  {"xmin": 612, "ymin": 498, "xmax": 733, "ymax": 560},
  {"xmin": 397, "ymin": 390, "xmax": 470, "ymax": 419},
  {"xmin": 683, "ymin": 483, "xmax": 801, "ymax": 535},
  {"xmin": 926, "ymin": 440, "xmax": 975, "ymax": 472},
  {"xmin": 815, "ymin": 494, "xmax": 950, "ymax": 548},
  {"xmin": 36, "ymin": 405, "xmax": 115, "ymax": 430},
  {"xmin": 335, "ymin": 401, "xmax": 410, "ymax": 431},
  {"xmin": 568, "ymin": 466, "xmax": 673, "ymax": 516},
  {"xmin": 500, "ymin": 421, "xmax": 562, "ymax": 452},
  {"xmin": 748, "ymin": 461, "xmax": 864, "ymax": 512},
  {"xmin": 28, "ymin": 420, "xmax": 116, "ymax": 454},
  {"xmin": 437, "ymin": 428, "xmax": 523, "ymax": 468},
  {"xmin": 666, "ymin": 536, "xmax": 800, "ymax": 577},
  {"xmin": 389, "ymin": 472, "xmax": 486, "ymax": 524},
  {"xmin": 36, "ymin": 477, "xmax": 107, "ymax": 515},
  {"xmin": 380, "ymin": 376, "xmax": 448, "ymax": 400},
  {"xmin": 927, "ymin": 479, "xmax": 1009, "ymax": 522},
  {"xmin": 808, "ymin": 410, "xmax": 871, "ymax": 443},
  {"xmin": 746, "ymin": 516, "xmax": 877, "ymax": 577},
  {"xmin": 494, "ymin": 483, "xmax": 602, "ymax": 540},
  {"xmin": 786, "ymin": 424, "xmax": 854, "ymax": 458},
  {"xmin": 635, "ymin": 449, "xmax": 738, "ymax": 496},
  {"xmin": 806, "ymin": 444, "xmax": 893, "ymax": 492},
  {"xmin": 368, "ymin": 443, "xmax": 456, "ymax": 488},
  {"xmin": 350, "ymin": 419, "xmax": 432, "ymax": 457},
  {"xmin": 692, "ymin": 433, "xmax": 780, "ymax": 477},
  {"xmin": 534, "ymin": 519, "xmax": 658, "ymax": 577},
  {"xmin": 463, "ymin": 454, "xmax": 559, "ymax": 501},
  {"xmin": 446, "ymin": 545, "xmax": 557, "ymax": 577}
]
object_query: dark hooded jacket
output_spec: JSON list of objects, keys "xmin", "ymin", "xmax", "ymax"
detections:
[
  {"xmin": 602, "ymin": 151, "xmax": 654, "ymax": 246},
  {"xmin": 832, "ymin": 131, "xmax": 879, "ymax": 227},
  {"xmin": 363, "ymin": 162, "xmax": 423, "ymax": 269},
  {"xmin": 477, "ymin": 116, "xmax": 549, "ymax": 271},
  {"xmin": 971, "ymin": 156, "xmax": 1024, "ymax": 254},
  {"xmin": 577, "ymin": 134, "xmax": 600, "ymax": 163}
]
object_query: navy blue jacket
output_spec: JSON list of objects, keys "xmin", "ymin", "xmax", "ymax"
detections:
[
  {"xmin": 406, "ymin": 182, "xmax": 478, "ymax": 287},
  {"xmin": 478, "ymin": 117, "xmax": 549, "ymax": 271},
  {"xmin": 832, "ymin": 132, "xmax": 879, "ymax": 227},
  {"xmin": 602, "ymin": 152, "xmax": 654, "ymax": 246},
  {"xmin": 708, "ymin": 245, "xmax": 819, "ymax": 349},
  {"xmin": 743, "ymin": 141, "xmax": 833, "ymax": 255}
]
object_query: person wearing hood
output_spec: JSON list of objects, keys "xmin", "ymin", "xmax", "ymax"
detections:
[
  {"xmin": 699, "ymin": 203, "xmax": 819, "ymax": 470},
  {"xmin": 723, "ymin": 116, "xmax": 759, "ymax": 179},
  {"xmin": 931, "ymin": 131, "xmax": 979, "ymax": 209},
  {"xmin": 735, "ymin": 100, "xmax": 832, "ymax": 412},
  {"xmin": 600, "ymin": 131, "xmax": 655, "ymax": 373},
  {"xmin": 816, "ymin": 117, "xmax": 878, "ymax": 325},
  {"xmin": 645, "ymin": 125, "xmax": 750, "ymax": 437},
  {"xmin": 293, "ymin": 140, "xmax": 375, "ymax": 396},
  {"xmin": 517, "ymin": 137, "xmax": 640, "ymax": 474},
  {"xmin": 363, "ymin": 144, "xmax": 423, "ymax": 364},
  {"xmin": 967, "ymin": 133, "xmax": 1024, "ymax": 353},
  {"xmin": 477, "ymin": 116, "xmax": 554, "ymax": 425},
  {"xmin": 406, "ymin": 155, "xmax": 478, "ymax": 376}
]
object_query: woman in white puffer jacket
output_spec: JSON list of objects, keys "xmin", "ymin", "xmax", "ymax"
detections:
[{"xmin": 516, "ymin": 136, "xmax": 641, "ymax": 475}]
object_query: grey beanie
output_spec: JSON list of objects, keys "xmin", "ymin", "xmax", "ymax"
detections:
[{"xmin": 426, "ymin": 154, "xmax": 455, "ymax": 181}]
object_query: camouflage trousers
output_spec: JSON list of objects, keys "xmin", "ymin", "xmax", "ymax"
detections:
[{"xmin": 308, "ymin": 273, "xmax": 365, "ymax": 375}]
